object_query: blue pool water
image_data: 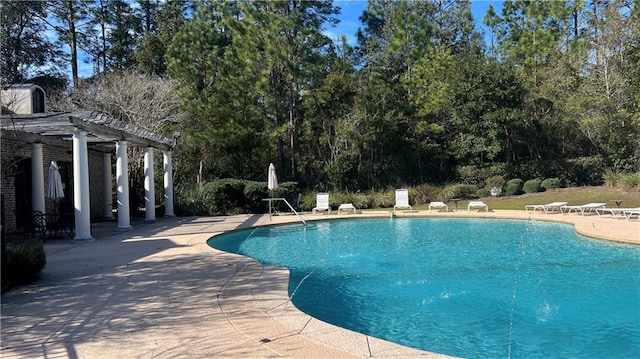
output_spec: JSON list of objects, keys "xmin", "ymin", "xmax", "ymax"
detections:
[{"xmin": 207, "ymin": 218, "xmax": 640, "ymax": 359}]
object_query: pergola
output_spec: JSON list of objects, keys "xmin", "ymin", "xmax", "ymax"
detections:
[{"xmin": 1, "ymin": 111, "xmax": 177, "ymax": 240}]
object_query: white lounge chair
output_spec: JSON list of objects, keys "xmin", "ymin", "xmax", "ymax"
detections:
[
  {"xmin": 468, "ymin": 201, "xmax": 488, "ymax": 212},
  {"xmin": 561, "ymin": 203, "xmax": 606, "ymax": 215},
  {"xmin": 312, "ymin": 192, "xmax": 331, "ymax": 214},
  {"xmin": 624, "ymin": 208, "xmax": 640, "ymax": 221},
  {"xmin": 337, "ymin": 203, "xmax": 356, "ymax": 214},
  {"xmin": 394, "ymin": 189, "xmax": 412, "ymax": 213},
  {"xmin": 525, "ymin": 201, "xmax": 568, "ymax": 214},
  {"xmin": 428, "ymin": 201, "xmax": 448, "ymax": 212},
  {"xmin": 596, "ymin": 207, "xmax": 640, "ymax": 218}
]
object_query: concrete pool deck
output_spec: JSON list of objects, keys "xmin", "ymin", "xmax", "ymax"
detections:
[{"xmin": 1, "ymin": 210, "xmax": 637, "ymax": 358}]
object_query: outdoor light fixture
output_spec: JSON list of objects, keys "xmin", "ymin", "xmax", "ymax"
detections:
[{"xmin": 172, "ymin": 131, "xmax": 181, "ymax": 147}]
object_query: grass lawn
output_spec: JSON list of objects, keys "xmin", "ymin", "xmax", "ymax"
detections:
[{"xmin": 409, "ymin": 186, "xmax": 640, "ymax": 211}]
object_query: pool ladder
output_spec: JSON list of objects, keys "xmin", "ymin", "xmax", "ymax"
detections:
[{"xmin": 267, "ymin": 198, "xmax": 307, "ymax": 226}]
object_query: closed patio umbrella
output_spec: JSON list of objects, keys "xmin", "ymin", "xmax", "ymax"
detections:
[
  {"xmin": 46, "ymin": 161, "xmax": 65, "ymax": 218},
  {"xmin": 267, "ymin": 163, "xmax": 278, "ymax": 218},
  {"xmin": 46, "ymin": 161, "xmax": 65, "ymax": 202},
  {"xmin": 45, "ymin": 161, "xmax": 70, "ymax": 238},
  {"xmin": 268, "ymin": 163, "xmax": 278, "ymax": 191}
]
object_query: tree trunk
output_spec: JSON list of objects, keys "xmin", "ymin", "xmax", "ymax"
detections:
[{"xmin": 67, "ymin": 0, "xmax": 79, "ymax": 86}]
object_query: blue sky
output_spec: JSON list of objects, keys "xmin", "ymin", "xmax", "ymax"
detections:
[{"xmin": 327, "ymin": 0, "xmax": 504, "ymax": 46}]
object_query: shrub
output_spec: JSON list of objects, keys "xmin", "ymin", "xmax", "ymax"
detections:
[
  {"xmin": 457, "ymin": 164, "xmax": 511, "ymax": 187},
  {"xmin": 176, "ymin": 179, "xmax": 299, "ymax": 215},
  {"xmin": 175, "ymin": 183, "xmax": 217, "ymax": 216},
  {"xmin": 504, "ymin": 178, "xmax": 524, "ymax": 196},
  {"xmin": 412, "ymin": 184, "xmax": 441, "ymax": 204},
  {"xmin": 448, "ymin": 183, "xmax": 479, "ymax": 199},
  {"xmin": 270, "ymin": 181, "xmax": 298, "ymax": 200},
  {"xmin": 523, "ymin": 179, "xmax": 542, "ymax": 193},
  {"xmin": 333, "ymin": 192, "xmax": 370, "ymax": 209},
  {"xmin": 484, "ymin": 175, "xmax": 505, "ymax": 190},
  {"xmin": 368, "ymin": 190, "xmax": 395, "ymax": 209},
  {"xmin": 541, "ymin": 177, "xmax": 563, "ymax": 190},
  {"xmin": 516, "ymin": 160, "xmax": 565, "ymax": 181},
  {"xmin": 200, "ymin": 179, "xmax": 247, "ymax": 215},
  {"xmin": 243, "ymin": 180, "xmax": 269, "ymax": 210},
  {"xmin": 603, "ymin": 170, "xmax": 624, "ymax": 187},
  {"xmin": 566, "ymin": 156, "xmax": 606, "ymax": 186},
  {"xmin": 455, "ymin": 165, "xmax": 486, "ymax": 187},
  {"xmin": 621, "ymin": 173, "xmax": 640, "ymax": 191},
  {"xmin": 6, "ymin": 240, "xmax": 46, "ymax": 285},
  {"xmin": 300, "ymin": 192, "xmax": 319, "ymax": 211},
  {"xmin": 476, "ymin": 188, "xmax": 491, "ymax": 198}
]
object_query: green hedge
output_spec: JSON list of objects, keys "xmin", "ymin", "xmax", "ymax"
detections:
[
  {"xmin": 504, "ymin": 178, "xmax": 524, "ymax": 196},
  {"xmin": 541, "ymin": 177, "xmax": 563, "ymax": 190},
  {"xmin": 476, "ymin": 188, "xmax": 491, "ymax": 198},
  {"xmin": 523, "ymin": 179, "xmax": 542, "ymax": 193},
  {"xmin": 175, "ymin": 179, "xmax": 299, "ymax": 215}
]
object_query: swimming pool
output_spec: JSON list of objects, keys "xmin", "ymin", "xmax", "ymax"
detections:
[{"xmin": 208, "ymin": 218, "xmax": 640, "ymax": 359}]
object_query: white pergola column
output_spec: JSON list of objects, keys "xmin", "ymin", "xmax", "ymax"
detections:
[
  {"xmin": 103, "ymin": 153, "xmax": 114, "ymax": 220},
  {"xmin": 116, "ymin": 140, "xmax": 132, "ymax": 230},
  {"xmin": 73, "ymin": 130, "xmax": 93, "ymax": 240},
  {"xmin": 144, "ymin": 147, "xmax": 156, "ymax": 223},
  {"xmin": 163, "ymin": 151, "xmax": 175, "ymax": 217},
  {"xmin": 31, "ymin": 143, "xmax": 45, "ymax": 214}
]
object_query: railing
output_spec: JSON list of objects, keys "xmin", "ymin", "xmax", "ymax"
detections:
[{"xmin": 261, "ymin": 198, "xmax": 307, "ymax": 226}]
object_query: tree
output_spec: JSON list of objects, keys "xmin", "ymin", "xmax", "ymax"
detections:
[
  {"xmin": 106, "ymin": 0, "xmax": 141, "ymax": 71},
  {"xmin": 566, "ymin": 0, "xmax": 640, "ymax": 170},
  {"xmin": 0, "ymin": 0, "xmax": 65, "ymax": 84},
  {"xmin": 497, "ymin": 0, "xmax": 567, "ymax": 85},
  {"xmin": 353, "ymin": 0, "xmax": 485, "ymax": 185},
  {"xmin": 236, "ymin": 0, "xmax": 339, "ymax": 179},
  {"xmin": 50, "ymin": 70, "xmax": 186, "ymax": 210},
  {"xmin": 299, "ymin": 38, "xmax": 358, "ymax": 190},
  {"xmin": 45, "ymin": 0, "xmax": 91, "ymax": 87},
  {"xmin": 135, "ymin": 0, "xmax": 188, "ymax": 76},
  {"xmin": 166, "ymin": 1, "xmax": 268, "ymax": 183},
  {"xmin": 483, "ymin": 4, "xmax": 501, "ymax": 58},
  {"xmin": 83, "ymin": 0, "xmax": 110, "ymax": 75}
]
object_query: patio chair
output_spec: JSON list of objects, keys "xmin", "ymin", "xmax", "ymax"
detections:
[
  {"xmin": 312, "ymin": 192, "xmax": 331, "ymax": 214},
  {"xmin": 525, "ymin": 201, "xmax": 568, "ymax": 214},
  {"xmin": 561, "ymin": 203, "xmax": 606, "ymax": 215},
  {"xmin": 32, "ymin": 210, "xmax": 48, "ymax": 241},
  {"xmin": 393, "ymin": 189, "xmax": 412, "ymax": 213},
  {"xmin": 428, "ymin": 201, "xmax": 448, "ymax": 212},
  {"xmin": 468, "ymin": 201, "xmax": 489, "ymax": 212}
]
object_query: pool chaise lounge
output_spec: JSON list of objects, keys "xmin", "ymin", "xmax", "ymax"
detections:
[
  {"xmin": 525, "ymin": 201, "xmax": 568, "ymax": 214},
  {"xmin": 596, "ymin": 207, "xmax": 640, "ymax": 218},
  {"xmin": 561, "ymin": 202, "xmax": 607, "ymax": 215},
  {"xmin": 337, "ymin": 203, "xmax": 357, "ymax": 214},
  {"xmin": 468, "ymin": 201, "xmax": 488, "ymax": 212},
  {"xmin": 428, "ymin": 201, "xmax": 448, "ymax": 212},
  {"xmin": 624, "ymin": 208, "xmax": 640, "ymax": 221}
]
